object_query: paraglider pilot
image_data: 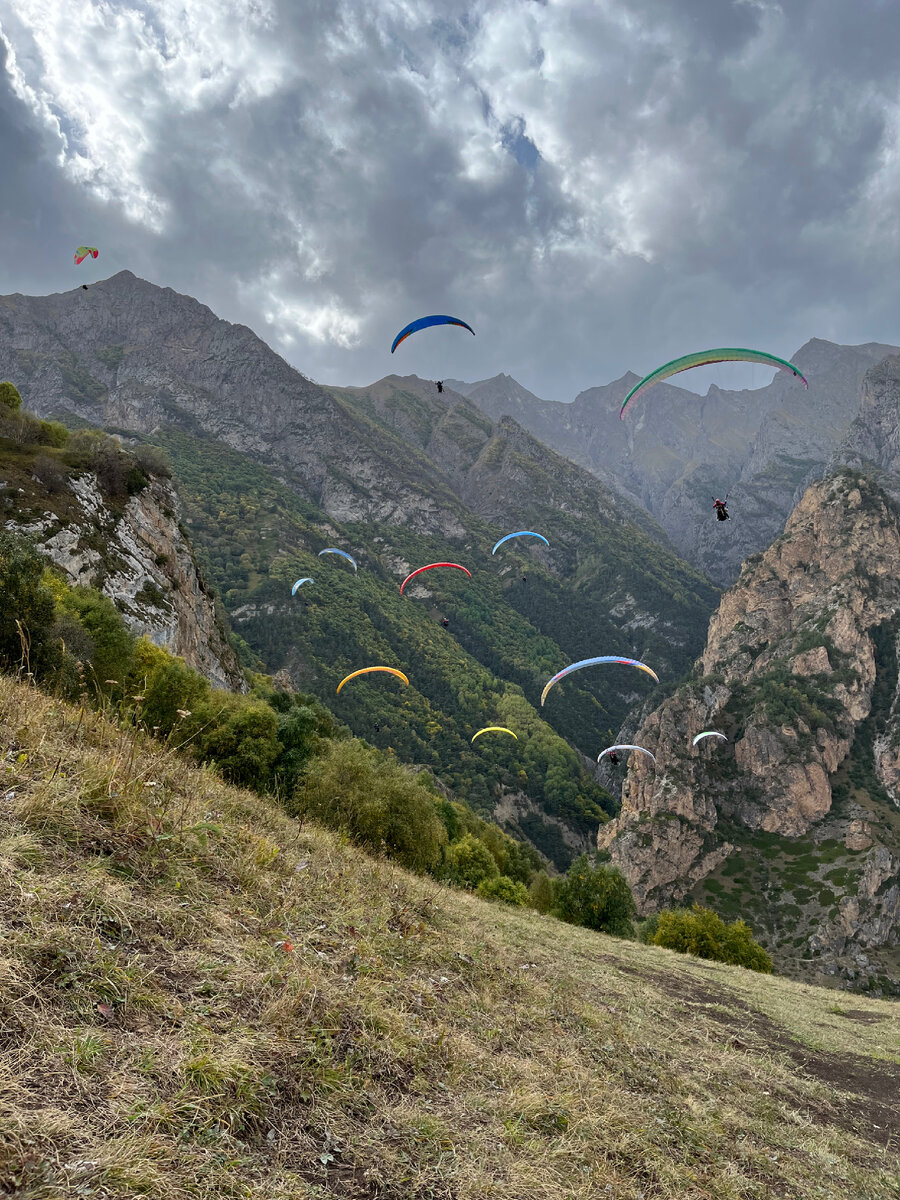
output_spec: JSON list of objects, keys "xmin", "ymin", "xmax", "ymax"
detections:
[
  {"xmin": 606, "ymin": 751, "xmax": 621, "ymax": 766},
  {"xmin": 442, "ymin": 616, "xmax": 449, "ymax": 628},
  {"xmin": 436, "ymin": 380, "xmax": 444, "ymax": 393},
  {"xmin": 713, "ymin": 497, "xmax": 729, "ymax": 522}
]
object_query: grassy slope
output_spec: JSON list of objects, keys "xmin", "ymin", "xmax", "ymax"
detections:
[{"xmin": 1, "ymin": 675, "xmax": 898, "ymax": 1200}]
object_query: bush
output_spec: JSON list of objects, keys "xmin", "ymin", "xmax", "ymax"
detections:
[
  {"xmin": 649, "ymin": 904, "xmax": 773, "ymax": 972},
  {"xmin": 444, "ymin": 833, "xmax": 499, "ymax": 889},
  {"xmin": 0, "ymin": 381, "xmax": 22, "ymax": 412},
  {"xmin": 0, "ymin": 532, "xmax": 59, "ymax": 674},
  {"xmin": 528, "ymin": 869, "xmax": 554, "ymax": 913},
  {"xmin": 553, "ymin": 854, "xmax": 636, "ymax": 936},
  {"xmin": 38, "ymin": 420, "xmax": 69, "ymax": 448},
  {"xmin": 477, "ymin": 875, "xmax": 529, "ymax": 906},
  {"xmin": 133, "ymin": 443, "xmax": 172, "ymax": 478},
  {"xmin": 32, "ymin": 454, "xmax": 69, "ymax": 494},
  {"xmin": 291, "ymin": 738, "xmax": 447, "ymax": 873},
  {"xmin": 188, "ymin": 694, "xmax": 281, "ymax": 790}
]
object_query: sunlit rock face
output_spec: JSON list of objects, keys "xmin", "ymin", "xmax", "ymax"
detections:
[{"xmin": 600, "ymin": 465, "xmax": 900, "ymax": 991}]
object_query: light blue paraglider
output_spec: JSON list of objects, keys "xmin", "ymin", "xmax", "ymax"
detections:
[
  {"xmin": 318, "ymin": 548, "xmax": 358, "ymax": 572},
  {"xmin": 291, "ymin": 577, "xmax": 314, "ymax": 595},
  {"xmin": 491, "ymin": 531, "xmax": 550, "ymax": 555}
]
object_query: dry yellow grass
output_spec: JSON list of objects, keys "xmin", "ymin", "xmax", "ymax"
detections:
[{"xmin": 0, "ymin": 674, "xmax": 897, "ymax": 1199}]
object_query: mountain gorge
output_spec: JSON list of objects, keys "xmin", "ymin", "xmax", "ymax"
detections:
[
  {"xmin": 456, "ymin": 339, "xmax": 900, "ymax": 586},
  {"xmin": 0, "ymin": 272, "xmax": 717, "ymax": 865}
]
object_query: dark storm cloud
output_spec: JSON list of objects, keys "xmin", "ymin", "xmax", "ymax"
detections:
[{"xmin": 0, "ymin": 0, "xmax": 898, "ymax": 400}]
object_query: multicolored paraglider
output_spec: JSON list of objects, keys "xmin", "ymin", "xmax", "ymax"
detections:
[
  {"xmin": 291, "ymin": 577, "xmax": 314, "ymax": 595},
  {"xmin": 491, "ymin": 531, "xmax": 549, "ymax": 555},
  {"xmin": 471, "ymin": 726, "xmax": 518, "ymax": 743},
  {"xmin": 597, "ymin": 744, "xmax": 656, "ymax": 765},
  {"xmin": 391, "ymin": 315, "xmax": 475, "ymax": 354},
  {"xmin": 541, "ymin": 656, "xmax": 659, "ymax": 707},
  {"xmin": 336, "ymin": 667, "xmax": 410, "ymax": 695},
  {"xmin": 620, "ymin": 349, "xmax": 808, "ymax": 419},
  {"xmin": 318, "ymin": 548, "xmax": 358, "ymax": 572},
  {"xmin": 692, "ymin": 731, "xmax": 728, "ymax": 747},
  {"xmin": 74, "ymin": 246, "xmax": 99, "ymax": 266},
  {"xmin": 400, "ymin": 562, "xmax": 472, "ymax": 595}
]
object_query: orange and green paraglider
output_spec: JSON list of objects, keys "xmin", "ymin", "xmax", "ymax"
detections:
[
  {"xmin": 74, "ymin": 246, "xmax": 99, "ymax": 265},
  {"xmin": 620, "ymin": 349, "xmax": 808, "ymax": 419},
  {"xmin": 336, "ymin": 667, "xmax": 410, "ymax": 695},
  {"xmin": 391, "ymin": 315, "xmax": 475, "ymax": 353}
]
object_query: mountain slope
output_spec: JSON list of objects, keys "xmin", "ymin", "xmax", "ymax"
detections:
[
  {"xmin": 599, "ymin": 469, "xmax": 900, "ymax": 993},
  {"xmin": 2, "ymin": 672, "xmax": 898, "ymax": 1198},
  {"xmin": 0, "ymin": 272, "xmax": 719, "ymax": 862},
  {"xmin": 462, "ymin": 340, "xmax": 900, "ymax": 584}
]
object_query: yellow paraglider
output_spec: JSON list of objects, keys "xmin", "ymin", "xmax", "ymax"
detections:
[
  {"xmin": 336, "ymin": 667, "xmax": 410, "ymax": 695},
  {"xmin": 471, "ymin": 726, "xmax": 518, "ymax": 743}
]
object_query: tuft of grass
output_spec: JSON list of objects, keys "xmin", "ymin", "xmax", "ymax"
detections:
[{"xmin": 0, "ymin": 673, "xmax": 898, "ymax": 1199}]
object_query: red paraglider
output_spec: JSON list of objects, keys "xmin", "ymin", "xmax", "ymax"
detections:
[{"xmin": 400, "ymin": 562, "xmax": 472, "ymax": 595}]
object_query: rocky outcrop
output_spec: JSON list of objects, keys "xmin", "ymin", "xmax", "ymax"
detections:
[
  {"xmin": 4, "ymin": 469, "xmax": 242, "ymax": 690},
  {"xmin": 599, "ymin": 470, "xmax": 900, "ymax": 991}
]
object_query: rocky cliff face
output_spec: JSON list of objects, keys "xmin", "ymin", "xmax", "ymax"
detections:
[
  {"xmin": 3, "ymin": 465, "xmax": 242, "ymax": 690},
  {"xmin": 463, "ymin": 341, "xmax": 900, "ymax": 585},
  {"xmin": 598, "ymin": 471, "xmax": 900, "ymax": 993}
]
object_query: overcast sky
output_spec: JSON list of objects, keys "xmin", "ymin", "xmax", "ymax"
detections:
[{"xmin": 0, "ymin": 0, "xmax": 898, "ymax": 401}]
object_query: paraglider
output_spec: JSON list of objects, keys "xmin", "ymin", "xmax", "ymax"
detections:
[
  {"xmin": 620, "ymin": 349, "xmax": 808, "ymax": 419},
  {"xmin": 713, "ymin": 497, "xmax": 729, "ymax": 522},
  {"xmin": 291, "ymin": 577, "xmax": 314, "ymax": 595},
  {"xmin": 598, "ymin": 744, "xmax": 657, "ymax": 765},
  {"xmin": 400, "ymin": 562, "xmax": 472, "ymax": 595},
  {"xmin": 318, "ymin": 548, "xmax": 358, "ymax": 572},
  {"xmin": 692, "ymin": 731, "xmax": 728, "ymax": 747},
  {"xmin": 74, "ymin": 246, "xmax": 98, "ymax": 266},
  {"xmin": 491, "ymin": 531, "xmax": 550, "ymax": 556},
  {"xmin": 391, "ymin": 315, "xmax": 475, "ymax": 354},
  {"xmin": 336, "ymin": 667, "xmax": 410, "ymax": 695},
  {"xmin": 471, "ymin": 726, "xmax": 518, "ymax": 743},
  {"xmin": 541, "ymin": 656, "xmax": 659, "ymax": 707}
]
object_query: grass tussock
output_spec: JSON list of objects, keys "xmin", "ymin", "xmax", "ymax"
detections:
[{"xmin": 0, "ymin": 675, "xmax": 898, "ymax": 1199}]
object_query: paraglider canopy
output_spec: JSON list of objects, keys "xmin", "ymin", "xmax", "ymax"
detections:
[
  {"xmin": 318, "ymin": 548, "xmax": 358, "ymax": 571},
  {"xmin": 391, "ymin": 315, "xmax": 475, "ymax": 354},
  {"xmin": 692, "ymin": 731, "xmax": 728, "ymax": 747},
  {"xmin": 336, "ymin": 667, "xmax": 410, "ymax": 695},
  {"xmin": 491, "ymin": 531, "xmax": 550, "ymax": 555},
  {"xmin": 74, "ymin": 246, "xmax": 99, "ymax": 265},
  {"xmin": 597, "ymin": 744, "xmax": 657, "ymax": 765},
  {"xmin": 291, "ymin": 577, "xmax": 314, "ymax": 595},
  {"xmin": 620, "ymin": 348, "xmax": 808, "ymax": 419},
  {"xmin": 471, "ymin": 726, "xmax": 518, "ymax": 743},
  {"xmin": 541, "ymin": 656, "xmax": 659, "ymax": 707},
  {"xmin": 400, "ymin": 562, "xmax": 472, "ymax": 595}
]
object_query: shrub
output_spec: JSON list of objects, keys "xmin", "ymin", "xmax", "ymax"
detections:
[
  {"xmin": 553, "ymin": 855, "xmax": 636, "ymax": 936},
  {"xmin": 0, "ymin": 532, "xmax": 59, "ymax": 674},
  {"xmin": 444, "ymin": 833, "xmax": 499, "ymax": 890},
  {"xmin": 649, "ymin": 903, "xmax": 773, "ymax": 972},
  {"xmin": 38, "ymin": 420, "xmax": 69, "ymax": 448},
  {"xmin": 0, "ymin": 381, "xmax": 22, "ymax": 412},
  {"xmin": 291, "ymin": 738, "xmax": 447, "ymax": 873},
  {"xmin": 188, "ymin": 694, "xmax": 281, "ymax": 790},
  {"xmin": 528, "ymin": 869, "xmax": 554, "ymax": 913},
  {"xmin": 132, "ymin": 443, "xmax": 172, "ymax": 478},
  {"xmin": 477, "ymin": 875, "xmax": 529, "ymax": 906},
  {"xmin": 32, "ymin": 454, "xmax": 68, "ymax": 494}
]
